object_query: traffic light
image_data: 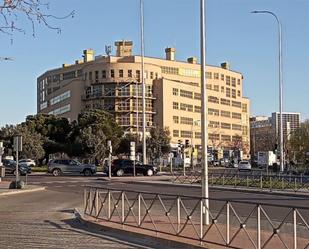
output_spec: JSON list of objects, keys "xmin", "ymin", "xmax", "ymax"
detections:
[{"xmin": 185, "ymin": 139, "xmax": 190, "ymax": 148}]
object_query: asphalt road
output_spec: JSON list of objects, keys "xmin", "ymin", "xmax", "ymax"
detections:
[{"xmin": 1, "ymin": 173, "xmax": 308, "ymax": 248}]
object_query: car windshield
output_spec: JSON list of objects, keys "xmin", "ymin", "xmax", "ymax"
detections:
[{"xmin": 240, "ymin": 161, "xmax": 248, "ymax": 164}]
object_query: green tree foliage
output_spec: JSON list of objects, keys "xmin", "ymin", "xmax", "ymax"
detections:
[
  {"xmin": 69, "ymin": 110, "xmax": 123, "ymax": 160},
  {"xmin": 289, "ymin": 120, "xmax": 309, "ymax": 162},
  {"xmin": 147, "ymin": 127, "xmax": 171, "ymax": 162},
  {"xmin": 116, "ymin": 133, "xmax": 140, "ymax": 155}
]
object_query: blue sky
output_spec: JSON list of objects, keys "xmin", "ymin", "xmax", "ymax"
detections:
[{"xmin": 0, "ymin": 0, "xmax": 308, "ymax": 127}]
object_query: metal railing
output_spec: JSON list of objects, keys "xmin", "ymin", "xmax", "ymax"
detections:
[
  {"xmin": 172, "ymin": 171, "xmax": 309, "ymax": 193},
  {"xmin": 83, "ymin": 186, "xmax": 309, "ymax": 249}
]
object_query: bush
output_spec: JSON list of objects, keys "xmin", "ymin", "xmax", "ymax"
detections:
[{"xmin": 9, "ymin": 180, "xmax": 25, "ymax": 189}]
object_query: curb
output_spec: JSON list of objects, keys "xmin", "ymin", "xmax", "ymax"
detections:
[
  {"xmin": 74, "ymin": 208, "xmax": 208, "ymax": 249},
  {"xmin": 0, "ymin": 186, "xmax": 46, "ymax": 197},
  {"xmin": 130, "ymin": 180, "xmax": 309, "ymax": 198}
]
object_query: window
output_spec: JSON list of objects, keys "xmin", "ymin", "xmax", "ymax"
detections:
[
  {"xmin": 232, "ymin": 77, "xmax": 236, "ymax": 87},
  {"xmin": 221, "ymin": 122, "xmax": 231, "ymax": 129},
  {"xmin": 209, "ymin": 121, "xmax": 220, "ymax": 128},
  {"xmin": 95, "ymin": 71, "xmax": 99, "ymax": 82},
  {"xmin": 232, "ymin": 89, "xmax": 236, "ymax": 98},
  {"xmin": 214, "ymin": 85, "xmax": 219, "ymax": 92},
  {"xmin": 50, "ymin": 91, "xmax": 71, "ymax": 105},
  {"xmin": 206, "ymin": 72, "xmax": 212, "ymax": 79},
  {"xmin": 150, "ymin": 72, "xmax": 154, "ymax": 79},
  {"xmin": 221, "ymin": 110, "xmax": 231, "ymax": 118},
  {"xmin": 102, "ymin": 70, "xmax": 106, "ymax": 78},
  {"xmin": 195, "ymin": 106, "xmax": 201, "ymax": 113},
  {"xmin": 119, "ymin": 69, "xmax": 124, "ymax": 78},
  {"xmin": 173, "ymin": 130, "xmax": 179, "ymax": 137},
  {"xmin": 111, "ymin": 69, "xmax": 115, "ymax": 78},
  {"xmin": 180, "ymin": 103, "xmax": 193, "ymax": 112},
  {"xmin": 173, "ymin": 116, "xmax": 179, "ymax": 124},
  {"xmin": 209, "ymin": 133, "xmax": 219, "ymax": 140},
  {"xmin": 180, "ymin": 130, "xmax": 192, "ymax": 138},
  {"xmin": 208, "ymin": 96, "xmax": 219, "ymax": 104},
  {"xmin": 226, "ymin": 76, "xmax": 230, "ymax": 86},
  {"xmin": 232, "ymin": 124, "xmax": 242, "ymax": 131},
  {"xmin": 48, "ymin": 104, "xmax": 70, "ymax": 115},
  {"xmin": 89, "ymin": 72, "xmax": 93, "ymax": 80},
  {"xmin": 161, "ymin": 66, "xmax": 179, "ymax": 75},
  {"xmin": 242, "ymin": 103, "xmax": 248, "ymax": 112},
  {"xmin": 214, "ymin": 73, "xmax": 219, "ymax": 80},
  {"xmin": 232, "ymin": 112, "xmax": 242, "ymax": 119},
  {"xmin": 180, "ymin": 89, "xmax": 193, "ymax": 98},
  {"xmin": 63, "ymin": 71, "xmax": 76, "ymax": 80},
  {"xmin": 173, "ymin": 102, "xmax": 179, "ymax": 109},
  {"xmin": 128, "ymin": 70, "xmax": 132, "ymax": 78},
  {"xmin": 180, "ymin": 117, "xmax": 193, "ymax": 125},
  {"xmin": 221, "ymin": 135, "xmax": 231, "ymax": 141},
  {"xmin": 220, "ymin": 98, "xmax": 230, "ymax": 106},
  {"xmin": 221, "ymin": 74, "xmax": 225, "ymax": 81},
  {"xmin": 194, "ymin": 92, "xmax": 201, "ymax": 100},
  {"xmin": 136, "ymin": 70, "xmax": 140, "ymax": 80},
  {"xmin": 226, "ymin": 88, "xmax": 231, "ymax": 97},
  {"xmin": 206, "ymin": 84, "xmax": 212, "ymax": 90},
  {"xmin": 237, "ymin": 90, "xmax": 241, "ymax": 97},
  {"xmin": 208, "ymin": 108, "xmax": 219, "ymax": 116},
  {"xmin": 40, "ymin": 102, "xmax": 48, "ymax": 110},
  {"xmin": 237, "ymin": 79, "xmax": 241, "ymax": 85},
  {"xmin": 195, "ymin": 132, "xmax": 201, "ymax": 139},
  {"xmin": 232, "ymin": 101, "xmax": 242, "ymax": 108},
  {"xmin": 221, "ymin": 86, "xmax": 224, "ymax": 93}
]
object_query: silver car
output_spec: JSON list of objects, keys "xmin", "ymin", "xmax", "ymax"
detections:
[
  {"xmin": 48, "ymin": 159, "xmax": 96, "ymax": 176},
  {"xmin": 238, "ymin": 160, "xmax": 251, "ymax": 171}
]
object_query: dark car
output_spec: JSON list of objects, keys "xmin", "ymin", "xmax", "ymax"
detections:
[
  {"xmin": 48, "ymin": 159, "xmax": 96, "ymax": 176},
  {"xmin": 104, "ymin": 159, "xmax": 157, "ymax": 177},
  {"xmin": 2, "ymin": 159, "xmax": 31, "ymax": 176}
]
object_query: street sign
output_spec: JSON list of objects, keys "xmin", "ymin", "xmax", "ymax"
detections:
[{"xmin": 13, "ymin": 136, "xmax": 22, "ymax": 152}]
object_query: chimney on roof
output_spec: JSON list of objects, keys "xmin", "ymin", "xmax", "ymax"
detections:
[
  {"xmin": 187, "ymin": 57, "xmax": 197, "ymax": 64},
  {"xmin": 83, "ymin": 49, "xmax": 94, "ymax": 62},
  {"xmin": 221, "ymin": 62, "xmax": 230, "ymax": 70},
  {"xmin": 115, "ymin": 40, "xmax": 133, "ymax": 57},
  {"xmin": 165, "ymin": 47, "xmax": 176, "ymax": 61}
]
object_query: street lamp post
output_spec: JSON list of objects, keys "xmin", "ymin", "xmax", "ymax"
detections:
[
  {"xmin": 140, "ymin": 0, "xmax": 147, "ymax": 164},
  {"xmin": 251, "ymin": 10, "xmax": 284, "ymax": 172},
  {"xmin": 200, "ymin": 0, "xmax": 209, "ymax": 225}
]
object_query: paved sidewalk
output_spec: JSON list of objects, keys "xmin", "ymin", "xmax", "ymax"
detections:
[{"xmin": 0, "ymin": 180, "xmax": 45, "ymax": 196}]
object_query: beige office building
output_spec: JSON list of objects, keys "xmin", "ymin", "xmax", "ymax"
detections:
[{"xmin": 37, "ymin": 41, "xmax": 250, "ymax": 158}]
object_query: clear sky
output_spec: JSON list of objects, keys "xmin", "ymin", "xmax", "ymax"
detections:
[{"xmin": 0, "ymin": 0, "xmax": 308, "ymax": 127}]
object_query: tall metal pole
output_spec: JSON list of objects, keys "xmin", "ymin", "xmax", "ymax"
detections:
[
  {"xmin": 200, "ymin": 0, "xmax": 209, "ymax": 225},
  {"xmin": 251, "ymin": 11, "xmax": 284, "ymax": 172},
  {"xmin": 140, "ymin": 0, "xmax": 147, "ymax": 164}
]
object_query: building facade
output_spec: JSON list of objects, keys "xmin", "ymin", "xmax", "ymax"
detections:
[{"xmin": 37, "ymin": 41, "xmax": 250, "ymax": 158}]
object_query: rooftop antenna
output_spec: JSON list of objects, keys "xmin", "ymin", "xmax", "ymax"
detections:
[{"xmin": 105, "ymin": 45, "xmax": 112, "ymax": 56}]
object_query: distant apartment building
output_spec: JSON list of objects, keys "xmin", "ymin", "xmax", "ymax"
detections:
[
  {"xmin": 37, "ymin": 41, "xmax": 250, "ymax": 158},
  {"xmin": 250, "ymin": 112, "xmax": 301, "ymax": 156}
]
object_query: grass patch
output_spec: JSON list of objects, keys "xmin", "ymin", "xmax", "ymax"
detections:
[{"xmin": 31, "ymin": 166, "xmax": 48, "ymax": 172}]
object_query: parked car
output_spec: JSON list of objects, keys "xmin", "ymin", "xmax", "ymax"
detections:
[
  {"xmin": 238, "ymin": 160, "xmax": 252, "ymax": 171},
  {"xmin": 104, "ymin": 159, "xmax": 157, "ymax": 176},
  {"xmin": 19, "ymin": 159, "xmax": 36, "ymax": 167},
  {"xmin": 48, "ymin": 159, "xmax": 96, "ymax": 176},
  {"xmin": 2, "ymin": 159, "xmax": 31, "ymax": 176}
]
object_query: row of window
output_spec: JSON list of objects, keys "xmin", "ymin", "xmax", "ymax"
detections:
[
  {"xmin": 173, "ymin": 130, "xmax": 242, "ymax": 141},
  {"xmin": 48, "ymin": 104, "xmax": 71, "ymax": 115},
  {"xmin": 50, "ymin": 90, "xmax": 71, "ymax": 106}
]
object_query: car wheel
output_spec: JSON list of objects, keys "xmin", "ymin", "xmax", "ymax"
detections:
[
  {"xmin": 116, "ymin": 169, "xmax": 124, "ymax": 177},
  {"xmin": 146, "ymin": 169, "xmax": 153, "ymax": 176},
  {"xmin": 83, "ymin": 169, "xmax": 92, "ymax": 176},
  {"xmin": 52, "ymin": 168, "xmax": 61, "ymax": 177},
  {"xmin": 12, "ymin": 170, "xmax": 21, "ymax": 176}
]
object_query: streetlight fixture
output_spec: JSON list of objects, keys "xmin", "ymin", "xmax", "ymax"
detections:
[
  {"xmin": 251, "ymin": 10, "xmax": 284, "ymax": 172},
  {"xmin": 200, "ymin": 0, "xmax": 209, "ymax": 225}
]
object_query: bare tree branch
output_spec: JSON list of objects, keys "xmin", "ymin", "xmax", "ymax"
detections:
[{"xmin": 0, "ymin": 0, "xmax": 74, "ymax": 37}]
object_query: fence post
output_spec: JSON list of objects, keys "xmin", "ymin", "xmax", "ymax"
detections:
[
  {"xmin": 200, "ymin": 199, "xmax": 203, "ymax": 243},
  {"xmin": 177, "ymin": 196, "xmax": 181, "ymax": 234},
  {"xmin": 108, "ymin": 190, "xmax": 111, "ymax": 220},
  {"xmin": 246, "ymin": 176, "xmax": 249, "ymax": 188},
  {"xmin": 84, "ymin": 188, "xmax": 87, "ymax": 214},
  {"xmin": 294, "ymin": 178, "xmax": 297, "ymax": 192},
  {"xmin": 121, "ymin": 191, "xmax": 125, "ymax": 224},
  {"xmin": 293, "ymin": 208, "xmax": 297, "ymax": 249},
  {"xmin": 282, "ymin": 178, "xmax": 284, "ymax": 190},
  {"xmin": 138, "ymin": 193, "xmax": 141, "ymax": 226},
  {"xmin": 270, "ymin": 177, "xmax": 272, "ymax": 192},
  {"xmin": 260, "ymin": 175, "xmax": 263, "ymax": 189},
  {"xmin": 223, "ymin": 175, "xmax": 225, "ymax": 186},
  {"xmin": 226, "ymin": 202, "xmax": 230, "ymax": 245},
  {"xmin": 234, "ymin": 175, "xmax": 236, "ymax": 187},
  {"xmin": 95, "ymin": 189, "xmax": 99, "ymax": 218},
  {"xmin": 257, "ymin": 205, "xmax": 261, "ymax": 249}
]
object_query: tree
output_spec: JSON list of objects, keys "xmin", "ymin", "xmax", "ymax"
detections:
[
  {"xmin": 0, "ymin": 0, "xmax": 74, "ymax": 37},
  {"xmin": 147, "ymin": 127, "xmax": 171, "ymax": 163},
  {"xmin": 288, "ymin": 120, "xmax": 309, "ymax": 163},
  {"xmin": 116, "ymin": 133, "xmax": 139, "ymax": 155},
  {"xmin": 70, "ymin": 109, "xmax": 123, "ymax": 161}
]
